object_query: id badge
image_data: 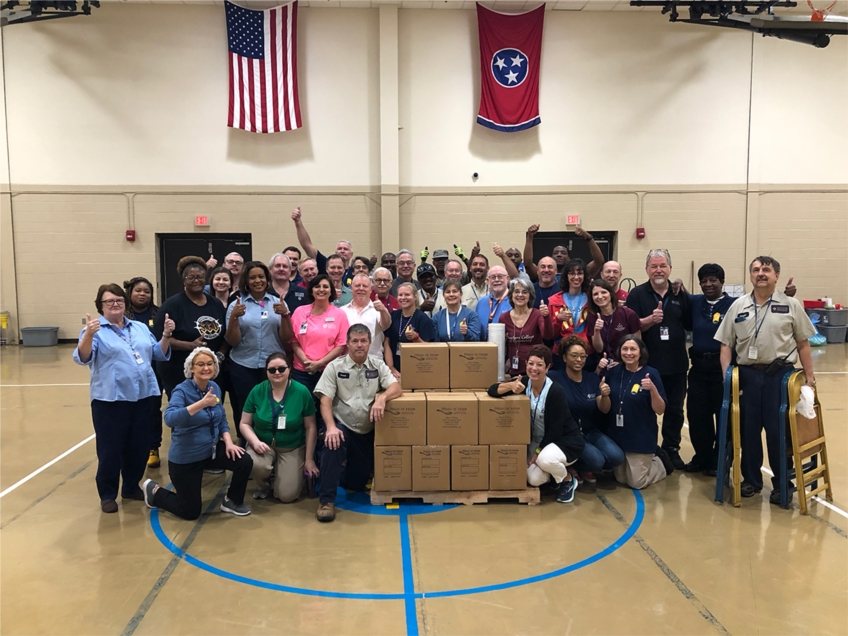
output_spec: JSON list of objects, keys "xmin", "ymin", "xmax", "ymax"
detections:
[
  {"xmin": 132, "ymin": 351, "xmax": 144, "ymax": 365},
  {"xmin": 511, "ymin": 355, "xmax": 519, "ymax": 370},
  {"xmin": 396, "ymin": 346, "xmax": 401, "ymax": 356},
  {"xmin": 277, "ymin": 415, "xmax": 286, "ymax": 430},
  {"xmin": 748, "ymin": 346, "xmax": 758, "ymax": 360},
  {"xmin": 299, "ymin": 322, "xmax": 308, "ymax": 335},
  {"xmin": 660, "ymin": 326, "xmax": 670, "ymax": 341},
  {"xmin": 261, "ymin": 311, "xmax": 269, "ymax": 320},
  {"xmin": 616, "ymin": 414, "xmax": 624, "ymax": 427}
]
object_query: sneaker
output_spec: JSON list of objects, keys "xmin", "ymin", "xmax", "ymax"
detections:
[
  {"xmin": 100, "ymin": 499, "xmax": 118, "ymax": 513},
  {"xmin": 582, "ymin": 471, "xmax": 597, "ymax": 484},
  {"xmin": 252, "ymin": 488, "xmax": 270, "ymax": 500},
  {"xmin": 205, "ymin": 468, "xmax": 225, "ymax": 475},
  {"xmin": 655, "ymin": 447, "xmax": 675, "ymax": 476},
  {"xmin": 142, "ymin": 479, "xmax": 159, "ymax": 509},
  {"xmin": 147, "ymin": 449, "xmax": 160, "ymax": 469},
  {"xmin": 666, "ymin": 448, "xmax": 685, "ymax": 471},
  {"xmin": 220, "ymin": 498, "xmax": 251, "ymax": 516},
  {"xmin": 567, "ymin": 466, "xmax": 583, "ymax": 485},
  {"xmin": 769, "ymin": 484, "xmax": 797, "ymax": 506},
  {"xmin": 316, "ymin": 501, "xmax": 336, "ymax": 522},
  {"xmin": 740, "ymin": 481, "xmax": 762, "ymax": 498},
  {"xmin": 556, "ymin": 477, "xmax": 577, "ymax": 503}
]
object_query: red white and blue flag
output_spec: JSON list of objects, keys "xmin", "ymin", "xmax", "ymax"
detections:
[
  {"xmin": 476, "ymin": 3, "xmax": 545, "ymax": 133},
  {"xmin": 225, "ymin": 0, "xmax": 302, "ymax": 133}
]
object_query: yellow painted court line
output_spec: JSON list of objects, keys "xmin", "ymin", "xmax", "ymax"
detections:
[{"xmin": 0, "ymin": 434, "xmax": 96, "ymax": 498}]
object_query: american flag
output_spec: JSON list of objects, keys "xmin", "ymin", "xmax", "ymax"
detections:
[{"xmin": 225, "ymin": 0, "xmax": 302, "ymax": 133}]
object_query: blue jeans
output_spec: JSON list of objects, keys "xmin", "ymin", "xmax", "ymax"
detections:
[{"xmin": 578, "ymin": 429, "xmax": 625, "ymax": 473}]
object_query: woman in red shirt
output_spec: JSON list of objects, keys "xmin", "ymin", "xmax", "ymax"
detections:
[
  {"xmin": 548, "ymin": 259, "xmax": 591, "ymax": 349},
  {"xmin": 498, "ymin": 279, "xmax": 554, "ymax": 376}
]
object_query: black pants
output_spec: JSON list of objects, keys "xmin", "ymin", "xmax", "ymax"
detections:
[
  {"xmin": 150, "ymin": 367, "xmax": 164, "ymax": 450},
  {"xmin": 738, "ymin": 365, "xmax": 787, "ymax": 491},
  {"xmin": 152, "ymin": 440, "xmax": 253, "ymax": 520},
  {"xmin": 91, "ymin": 397, "xmax": 152, "ymax": 501},
  {"xmin": 318, "ymin": 424, "xmax": 374, "ymax": 504},
  {"xmin": 686, "ymin": 358, "xmax": 724, "ymax": 468},
  {"xmin": 228, "ymin": 361, "xmax": 266, "ymax": 435},
  {"xmin": 292, "ymin": 369, "xmax": 324, "ymax": 427},
  {"xmin": 660, "ymin": 372, "xmax": 687, "ymax": 452}
]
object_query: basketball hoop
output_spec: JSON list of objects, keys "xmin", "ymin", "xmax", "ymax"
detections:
[{"xmin": 807, "ymin": 0, "xmax": 836, "ymax": 21}]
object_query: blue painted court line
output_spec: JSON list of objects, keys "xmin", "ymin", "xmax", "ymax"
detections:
[{"xmin": 398, "ymin": 511, "xmax": 419, "ymax": 636}]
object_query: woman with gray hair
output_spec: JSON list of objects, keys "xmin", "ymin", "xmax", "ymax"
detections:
[
  {"xmin": 142, "ymin": 347, "xmax": 253, "ymax": 519},
  {"xmin": 498, "ymin": 278, "xmax": 553, "ymax": 377}
]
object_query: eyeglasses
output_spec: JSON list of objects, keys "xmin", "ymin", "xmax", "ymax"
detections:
[
  {"xmin": 184, "ymin": 275, "xmax": 205, "ymax": 283},
  {"xmin": 225, "ymin": 259, "xmax": 244, "ymax": 265},
  {"xmin": 266, "ymin": 366, "xmax": 289, "ymax": 374},
  {"xmin": 567, "ymin": 354, "xmax": 588, "ymax": 360},
  {"xmin": 193, "ymin": 361, "xmax": 215, "ymax": 368},
  {"xmin": 101, "ymin": 299, "xmax": 125, "ymax": 307},
  {"xmin": 488, "ymin": 274, "xmax": 507, "ymax": 281},
  {"xmin": 374, "ymin": 278, "xmax": 392, "ymax": 284}
]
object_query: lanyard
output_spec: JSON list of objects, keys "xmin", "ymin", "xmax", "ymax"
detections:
[
  {"xmin": 617, "ymin": 368, "xmax": 636, "ymax": 415},
  {"xmin": 488, "ymin": 295, "xmax": 505, "ymax": 323},
  {"xmin": 599, "ymin": 312, "xmax": 613, "ymax": 357},
  {"xmin": 751, "ymin": 294, "xmax": 773, "ymax": 343},
  {"xmin": 564, "ymin": 293, "xmax": 584, "ymax": 317},
  {"xmin": 398, "ymin": 313, "xmax": 414, "ymax": 340},
  {"xmin": 107, "ymin": 321, "xmax": 136, "ymax": 353},
  {"xmin": 268, "ymin": 381, "xmax": 290, "ymax": 421},
  {"xmin": 530, "ymin": 387, "xmax": 543, "ymax": 429},
  {"xmin": 472, "ymin": 283, "xmax": 488, "ymax": 301},
  {"xmin": 446, "ymin": 310, "xmax": 460, "ymax": 340},
  {"xmin": 652, "ymin": 291, "xmax": 670, "ymax": 311}
]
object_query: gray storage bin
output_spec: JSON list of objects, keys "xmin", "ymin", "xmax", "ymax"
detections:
[
  {"xmin": 817, "ymin": 325, "xmax": 847, "ymax": 344},
  {"xmin": 21, "ymin": 327, "xmax": 59, "ymax": 347},
  {"xmin": 818, "ymin": 309, "xmax": 848, "ymax": 327}
]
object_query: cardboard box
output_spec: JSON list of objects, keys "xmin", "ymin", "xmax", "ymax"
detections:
[
  {"xmin": 401, "ymin": 343, "xmax": 450, "ymax": 390},
  {"xmin": 426, "ymin": 393, "xmax": 479, "ymax": 445},
  {"xmin": 489, "ymin": 445, "xmax": 528, "ymax": 490},
  {"xmin": 448, "ymin": 342, "xmax": 499, "ymax": 389},
  {"xmin": 412, "ymin": 445, "xmax": 450, "ymax": 491},
  {"xmin": 449, "ymin": 389, "xmax": 478, "ymax": 393},
  {"xmin": 374, "ymin": 446, "xmax": 411, "ymax": 492},
  {"xmin": 411, "ymin": 388, "xmax": 451, "ymax": 393},
  {"xmin": 375, "ymin": 394, "xmax": 427, "ymax": 446},
  {"xmin": 476, "ymin": 393, "xmax": 531, "ymax": 445},
  {"xmin": 451, "ymin": 445, "xmax": 489, "ymax": 491}
]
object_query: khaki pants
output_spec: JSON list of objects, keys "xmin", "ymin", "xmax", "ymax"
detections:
[
  {"xmin": 247, "ymin": 445, "xmax": 305, "ymax": 503},
  {"xmin": 613, "ymin": 452, "xmax": 667, "ymax": 490},
  {"xmin": 527, "ymin": 443, "xmax": 577, "ymax": 487}
]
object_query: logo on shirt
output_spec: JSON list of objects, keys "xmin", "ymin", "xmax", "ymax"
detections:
[
  {"xmin": 615, "ymin": 323, "xmax": 626, "ymax": 332},
  {"xmin": 195, "ymin": 316, "xmax": 222, "ymax": 340}
]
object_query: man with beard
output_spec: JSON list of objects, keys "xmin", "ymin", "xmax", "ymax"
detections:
[
  {"xmin": 389, "ymin": 250, "xmax": 421, "ymax": 297},
  {"xmin": 601, "ymin": 260, "xmax": 628, "ymax": 303},
  {"xmin": 475, "ymin": 265, "xmax": 511, "ymax": 340}
]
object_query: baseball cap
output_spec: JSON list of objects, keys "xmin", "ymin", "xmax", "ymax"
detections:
[
  {"xmin": 417, "ymin": 263, "xmax": 437, "ymax": 278},
  {"xmin": 433, "ymin": 249, "xmax": 450, "ymax": 259}
]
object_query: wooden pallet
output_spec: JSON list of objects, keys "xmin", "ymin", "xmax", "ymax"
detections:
[{"xmin": 370, "ymin": 488, "xmax": 540, "ymax": 506}]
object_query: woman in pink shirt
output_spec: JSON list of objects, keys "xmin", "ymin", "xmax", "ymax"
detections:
[{"xmin": 290, "ymin": 274, "xmax": 350, "ymax": 397}]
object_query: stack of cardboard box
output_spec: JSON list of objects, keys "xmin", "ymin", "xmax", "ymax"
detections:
[{"xmin": 373, "ymin": 342, "xmax": 530, "ymax": 493}]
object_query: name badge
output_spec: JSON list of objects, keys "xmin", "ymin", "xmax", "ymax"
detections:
[
  {"xmin": 511, "ymin": 355, "xmax": 519, "ymax": 370},
  {"xmin": 299, "ymin": 322, "xmax": 308, "ymax": 335},
  {"xmin": 771, "ymin": 305, "xmax": 790, "ymax": 314},
  {"xmin": 338, "ymin": 372, "xmax": 350, "ymax": 379},
  {"xmin": 277, "ymin": 415, "xmax": 286, "ymax": 430},
  {"xmin": 712, "ymin": 312, "xmax": 721, "ymax": 324},
  {"xmin": 735, "ymin": 312, "xmax": 749, "ymax": 322},
  {"xmin": 148, "ymin": 319, "xmax": 154, "ymax": 327},
  {"xmin": 631, "ymin": 384, "xmax": 641, "ymax": 394},
  {"xmin": 748, "ymin": 346, "xmax": 758, "ymax": 359},
  {"xmin": 660, "ymin": 326, "xmax": 670, "ymax": 341},
  {"xmin": 616, "ymin": 414, "xmax": 624, "ymax": 427},
  {"xmin": 325, "ymin": 316, "xmax": 335, "ymax": 322},
  {"xmin": 365, "ymin": 369, "xmax": 379, "ymax": 379},
  {"xmin": 133, "ymin": 351, "xmax": 144, "ymax": 365},
  {"xmin": 261, "ymin": 311, "xmax": 269, "ymax": 320}
]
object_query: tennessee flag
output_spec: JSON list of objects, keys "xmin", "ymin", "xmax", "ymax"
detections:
[{"xmin": 476, "ymin": 3, "xmax": 545, "ymax": 132}]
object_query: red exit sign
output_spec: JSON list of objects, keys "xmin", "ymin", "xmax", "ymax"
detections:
[
  {"xmin": 195, "ymin": 215, "xmax": 210, "ymax": 227},
  {"xmin": 566, "ymin": 215, "xmax": 580, "ymax": 225}
]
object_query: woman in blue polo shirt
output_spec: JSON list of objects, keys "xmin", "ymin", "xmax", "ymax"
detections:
[
  {"xmin": 74, "ymin": 283, "xmax": 173, "ymax": 513},
  {"xmin": 431, "ymin": 281, "xmax": 481, "ymax": 342},
  {"xmin": 599, "ymin": 335, "xmax": 674, "ymax": 489},
  {"xmin": 239, "ymin": 352, "xmax": 319, "ymax": 502},
  {"xmin": 550, "ymin": 336, "xmax": 624, "ymax": 482}
]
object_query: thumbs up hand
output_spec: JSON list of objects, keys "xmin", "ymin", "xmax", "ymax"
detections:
[
  {"xmin": 597, "ymin": 352, "xmax": 610, "ymax": 372},
  {"xmin": 539, "ymin": 300, "xmax": 549, "ymax": 318},
  {"xmin": 231, "ymin": 296, "xmax": 246, "ymax": 319},
  {"xmin": 556, "ymin": 306, "xmax": 572, "ymax": 323},
  {"xmin": 84, "ymin": 313, "xmax": 100, "ymax": 336},
  {"xmin": 199, "ymin": 386, "xmax": 219, "ymax": 409},
  {"xmin": 599, "ymin": 375, "xmax": 611, "ymax": 397},
  {"xmin": 420, "ymin": 293, "xmax": 435, "ymax": 312},
  {"xmin": 651, "ymin": 301, "xmax": 664, "ymax": 325},
  {"xmin": 784, "ymin": 276, "xmax": 797, "ymax": 297},
  {"xmin": 595, "ymin": 315, "xmax": 605, "ymax": 331},
  {"xmin": 162, "ymin": 313, "xmax": 175, "ymax": 337},
  {"xmin": 640, "ymin": 373, "xmax": 655, "ymax": 392},
  {"xmin": 206, "ymin": 255, "xmax": 218, "ymax": 269}
]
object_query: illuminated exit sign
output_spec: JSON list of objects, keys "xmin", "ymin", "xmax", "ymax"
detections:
[
  {"xmin": 195, "ymin": 215, "xmax": 210, "ymax": 227},
  {"xmin": 566, "ymin": 215, "xmax": 580, "ymax": 225}
]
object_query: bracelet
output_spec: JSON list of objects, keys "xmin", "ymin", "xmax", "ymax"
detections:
[{"xmin": 535, "ymin": 447, "xmax": 541, "ymax": 455}]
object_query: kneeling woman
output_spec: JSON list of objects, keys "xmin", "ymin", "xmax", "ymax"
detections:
[
  {"xmin": 488, "ymin": 345, "xmax": 584, "ymax": 503},
  {"xmin": 143, "ymin": 347, "xmax": 253, "ymax": 519},
  {"xmin": 598, "ymin": 336, "xmax": 673, "ymax": 489},
  {"xmin": 239, "ymin": 352, "xmax": 319, "ymax": 502}
]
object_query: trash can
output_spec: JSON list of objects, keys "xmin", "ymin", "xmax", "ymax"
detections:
[{"xmin": 20, "ymin": 326, "xmax": 59, "ymax": 347}]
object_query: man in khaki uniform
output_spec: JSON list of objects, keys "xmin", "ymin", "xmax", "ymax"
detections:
[
  {"xmin": 715, "ymin": 256, "xmax": 816, "ymax": 505},
  {"xmin": 314, "ymin": 324, "xmax": 401, "ymax": 522}
]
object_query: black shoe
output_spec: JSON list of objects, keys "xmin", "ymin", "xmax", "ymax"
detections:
[
  {"xmin": 655, "ymin": 447, "xmax": 675, "ymax": 476},
  {"xmin": 121, "ymin": 489, "xmax": 145, "ymax": 501},
  {"xmin": 684, "ymin": 458, "xmax": 707, "ymax": 473},
  {"xmin": 704, "ymin": 467, "xmax": 717, "ymax": 477},
  {"xmin": 740, "ymin": 481, "xmax": 762, "ymax": 498},
  {"xmin": 666, "ymin": 448, "xmax": 685, "ymax": 471},
  {"xmin": 769, "ymin": 485, "xmax": 797, "ymax": 506}
]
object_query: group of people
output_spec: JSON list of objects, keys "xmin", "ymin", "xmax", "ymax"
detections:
[{"xmin": 74, "ymin": 209, "xmax": 817, "ymax": 520}]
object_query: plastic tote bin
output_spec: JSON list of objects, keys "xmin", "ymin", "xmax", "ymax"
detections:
[
  {"xmin": 21, "ymin": 327, "xmax": 59, "ymax": 347},
  {"xmin": 818, "ymin": 309, "xmax": 848, "ymax": 327},
  {"xmin": 817, "ymin": 325, "xmax": 847, "ymax": 344}
]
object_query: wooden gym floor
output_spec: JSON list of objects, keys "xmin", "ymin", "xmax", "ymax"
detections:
[{"xmin": 1, "ymin": 343, "xmax": 846, "ymax": 636}]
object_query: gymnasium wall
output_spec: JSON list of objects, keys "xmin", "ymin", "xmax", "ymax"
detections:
[{"xmin": 1, "ymin": 3, "xmax": 846, "ymax": 340}]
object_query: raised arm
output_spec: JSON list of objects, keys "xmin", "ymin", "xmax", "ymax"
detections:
[
  {"xmin": 523, "ymin": 224, "xmax": 540, "ymax": 281},
  {"xmin": 575, "ymin": 227, "xmax": 605, "ymax": 277},
  {"xmin": 493, "ymin": 243, "xmax": 520, "ymax": 280},
  {"xmin": 291, "ymin": 206, "xmax": 318, "ymax": 260}
]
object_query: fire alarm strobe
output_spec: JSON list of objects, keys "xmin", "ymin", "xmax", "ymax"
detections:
[
  {"xmin": 636, "ymin": 228, "xmax": 646, "ymax": 239},
  {"xmin": 126, "ymin": 230, "xmax": 136, "ymax": 242}
]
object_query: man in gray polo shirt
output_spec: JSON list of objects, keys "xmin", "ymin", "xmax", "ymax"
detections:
[{"xmin": 314, "ymin": 324, "xmax": 401, "ymax": 522}]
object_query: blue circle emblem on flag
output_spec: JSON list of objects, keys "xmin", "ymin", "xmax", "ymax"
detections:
[{"xmin": 491, "ymin": 48, "xmax": 529, "ymax": 89}]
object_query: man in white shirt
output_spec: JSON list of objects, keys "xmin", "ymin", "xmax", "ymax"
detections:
[{"xmin": 341, "ymin": 274, "xmax": 391, "ymax": 360}]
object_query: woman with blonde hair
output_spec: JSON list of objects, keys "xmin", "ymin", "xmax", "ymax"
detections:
[{"xmin": 384, "ymin": 282, "xmax": 436, "ymax": 380}]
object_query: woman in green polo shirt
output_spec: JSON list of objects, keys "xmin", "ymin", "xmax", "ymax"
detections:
[{"xmin": 238, "ymin": 352, "xmax": 319, "ymax": 502}]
